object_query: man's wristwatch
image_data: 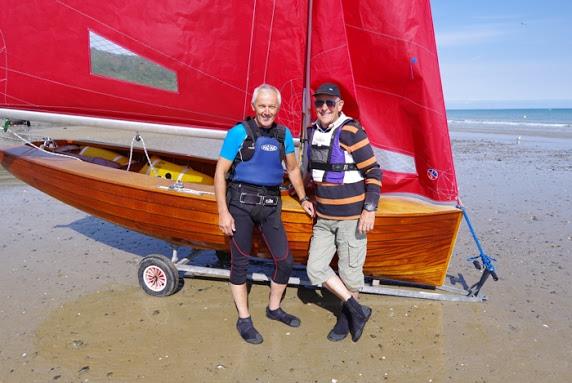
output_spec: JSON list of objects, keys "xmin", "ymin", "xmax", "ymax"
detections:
[
  {"xmin": 300, "ymin": 196, "xmax": 310, "ymax": 204},
  {"xmin": 363, "ymin": 202, "xmax": 377, "ymax": 212}
]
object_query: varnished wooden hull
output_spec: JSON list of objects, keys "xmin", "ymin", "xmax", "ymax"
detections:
[{"xmin": 0, "ymin": 141, "xmax": 462, "ymax": 286}]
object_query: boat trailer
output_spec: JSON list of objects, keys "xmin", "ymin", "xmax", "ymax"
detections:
[
  {"xmin": 136, "ymin": 247, "xmax": 492, "ymax": 303},
  {"xmin": 136, "ymin": 204, "xmax": 498, "ymax": 303}
]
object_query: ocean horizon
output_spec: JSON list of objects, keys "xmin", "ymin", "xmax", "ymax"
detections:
[
  {"xmin": 446, "ymin": 108, "xmax": 572, "ymax": 128},
  {"xmin": 446, "ymin": 108, "xmax": 572, "ymax": 149}
]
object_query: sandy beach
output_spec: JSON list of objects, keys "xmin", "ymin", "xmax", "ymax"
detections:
[{"xmin": 0, "ymin": 123, "xmax": 571, "ymax": 382}]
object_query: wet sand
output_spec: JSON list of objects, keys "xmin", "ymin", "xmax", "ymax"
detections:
[{"xmin": 0, "ymin": 124, "xmax": 571, "ymax": 382}]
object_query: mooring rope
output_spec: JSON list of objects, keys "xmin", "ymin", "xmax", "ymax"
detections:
[
  {"xmin": 458, "ymin": 205, "xmax": 497, "ymax": 272},
  {"xmin": 456, "ymin": 204, "xmax": 499, "ymax": 298}
]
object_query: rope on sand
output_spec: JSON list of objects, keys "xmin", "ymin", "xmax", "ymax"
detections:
[{"xmin": 457, "ymin": 204, "xmax": 499, "ymax": 296}]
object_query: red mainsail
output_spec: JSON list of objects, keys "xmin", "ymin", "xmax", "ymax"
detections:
[{"xmin": 0, "ymin": 0, "xmax": 458, "ymax": 202}]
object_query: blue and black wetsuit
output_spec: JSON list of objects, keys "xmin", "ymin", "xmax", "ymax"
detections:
[{"xmin": 220, "ymin": 118, "xmax": 295, "ymax": 285}]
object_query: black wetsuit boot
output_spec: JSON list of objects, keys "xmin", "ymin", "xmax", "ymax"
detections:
[
  {"xmin": 266, "ymin": 307, "xmax": 301, "ymax": 327},
  {"xmin": 236, "ymin": 317, "xmax": 263, "ymax": 344},
  {"xmin": 344, "ymin": 297, "xmax": 372, "ymax": 342},
  {"xmin": 327, "ymin": 304, "xmax": 350, "ymax": 341}
]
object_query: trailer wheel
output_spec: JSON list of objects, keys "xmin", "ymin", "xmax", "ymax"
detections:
[{"xmin": 138, "ymin": 255, "xmax": 180, "ymax": 296}]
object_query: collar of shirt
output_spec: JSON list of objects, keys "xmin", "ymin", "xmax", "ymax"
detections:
[{"xmin": 314, "ymin": 112, "xmax": 351, "ymax": 133}]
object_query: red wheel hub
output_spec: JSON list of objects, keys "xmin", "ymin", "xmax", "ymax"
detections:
[{"xmin": 143, "ymin": 265, "xmax": 167, "ymax": 291}]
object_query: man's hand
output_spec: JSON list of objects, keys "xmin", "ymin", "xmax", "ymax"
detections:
[
  {"xmin": 358, "ymin": 210, "xmax": 376, "ymax": 234},
  {"xmin": 218, "ymin": 210, "xmax": 236, "ymax": 236},
  {"xmin": 301, "ymin": 200, "xmax": 315, "ymax": 217}
]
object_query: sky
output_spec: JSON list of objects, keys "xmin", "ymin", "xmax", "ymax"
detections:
[{"xmin": 431, "ymin": 0, "xmax": 572, "ymax": 109}]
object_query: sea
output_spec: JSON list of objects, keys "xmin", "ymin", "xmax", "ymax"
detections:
[
  {"xmin": 446, "ymin": 108, "xmax": 572, "ymax": 149},
  {"xmin": 446, "ymin": 108, "xmax": 572, "ymax": 128}
]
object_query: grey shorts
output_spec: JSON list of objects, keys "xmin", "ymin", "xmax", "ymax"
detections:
[{"xmin": 306, "ymin": 218, "xmax": 367, "ymax": 291}]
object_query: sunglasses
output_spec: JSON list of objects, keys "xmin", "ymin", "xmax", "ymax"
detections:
[{"xmin": 314, "ymin": 99, "xmax": 338, "ymax": 108}]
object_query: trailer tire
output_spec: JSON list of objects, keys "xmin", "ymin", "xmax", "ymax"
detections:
[{"xmin": 138, "ymin": 255, "xmax": 180, "ymax": 296}]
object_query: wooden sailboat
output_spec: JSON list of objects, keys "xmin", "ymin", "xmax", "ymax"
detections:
[
  {"xmin": 0, "ymin": 1, "xmax": 469, "ymax": 296},
  {"xmin": 0, "ymin": 138, "xmax": 461, "ymax": 287}
]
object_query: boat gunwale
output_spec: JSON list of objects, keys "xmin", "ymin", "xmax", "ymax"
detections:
[{"xmin": 2, "ymin": 140, "xmax": 461, "ymax": 218}]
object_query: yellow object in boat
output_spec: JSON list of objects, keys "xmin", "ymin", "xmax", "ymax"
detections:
[
  {"xmin": 79, "ymin": 146, "xmax": 129, "ymax": 166},
  {"xmin": 140, "ymin": 156, "xmax": 214, "ymax": 185}
]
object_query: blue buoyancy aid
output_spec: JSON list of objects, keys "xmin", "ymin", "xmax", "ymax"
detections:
[{"xmin": 231, "ymin": 121, "xmax": 285, "ymax": 187}]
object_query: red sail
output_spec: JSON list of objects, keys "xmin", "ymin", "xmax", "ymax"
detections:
[
  {"xmin": 0, "ymin": 0, "xmax": 457, "ymax": 202},
  {"xmin": 0, "ymin": 0, "xmax": 307, "ymax": 132},
  {"xmin": 311, "ymin": 0, "xmax": 458, "ymax": 202}
]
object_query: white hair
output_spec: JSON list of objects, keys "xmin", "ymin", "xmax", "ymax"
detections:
[{"xmin": 251, "ymin": 84, "xmax": 281, "ymax": 107}]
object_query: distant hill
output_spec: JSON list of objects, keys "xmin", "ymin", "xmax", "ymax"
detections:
[{"xmin": 90, "ymin": 48, "xmax": 178, "ymax": 92}]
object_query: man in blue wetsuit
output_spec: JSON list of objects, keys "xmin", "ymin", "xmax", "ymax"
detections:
[{"xmin": 214, "ymin": 84, "xmax": 314, "ymax": 344}]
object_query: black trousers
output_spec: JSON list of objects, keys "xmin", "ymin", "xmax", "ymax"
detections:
[{"xmin": 227, "ymin": 184, "xmax": 293, "ymax": 285}]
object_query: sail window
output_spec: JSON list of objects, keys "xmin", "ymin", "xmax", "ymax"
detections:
[
  {"xmin": 373, "ymin": 148, "xmax": 417, "ymax": 175},
  {"xmin": 89, "ymin": 31, "xmax": 178, "ymax": 92}
]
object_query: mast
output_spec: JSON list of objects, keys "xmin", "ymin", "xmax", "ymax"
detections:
[{"xmin": 299, "ymin": 0, "xmax": 313, "ymax": 174}]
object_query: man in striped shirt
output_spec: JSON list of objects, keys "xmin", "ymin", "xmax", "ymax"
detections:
[{"xmin": 305, "ymin": 82, "xmax": 382, "ymax": 342}]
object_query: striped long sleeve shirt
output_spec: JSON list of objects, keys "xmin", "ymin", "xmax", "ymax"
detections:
[{"xmin": 307, "ymin": 114, "xmax": 382, "ymax": 220}]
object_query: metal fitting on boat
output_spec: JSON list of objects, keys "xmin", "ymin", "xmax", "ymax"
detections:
[
  {"xmin": 169, "ymin": 180, "xmax": 185, "ymax": 190},
  {"xmin": 41, "ymin": 137, "xmax": 56, "ymax": 149}
]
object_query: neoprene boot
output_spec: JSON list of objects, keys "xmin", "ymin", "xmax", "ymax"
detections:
[
  {"xmin": 266, "ymin": 307, "xmax": 301, "ymax": 327},
  {"xmin": 343, "ymin": 296, "xmax": 372, "ymax": 342},
  {"xmin": 236, "ymin": 317, "xmax": 263, "ymax": 344},
  {"xmin": 327, "ymin": 304, "xmax": 350, "ymax": 342}
]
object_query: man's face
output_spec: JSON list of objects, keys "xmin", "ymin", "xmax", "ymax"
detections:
[
  {"xmin": 251, "ymin": 90, "xmax": 279, "ymax": 128},
  {"xmin": 315, "ymin": 96, "xmax": 344, "ymax": 128}
]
